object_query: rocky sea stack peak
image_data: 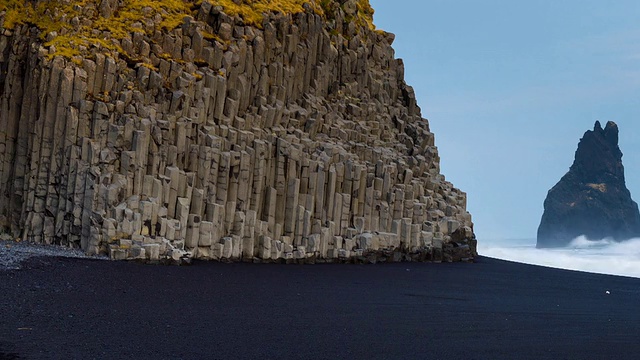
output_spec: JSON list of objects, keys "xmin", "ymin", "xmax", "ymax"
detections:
[
  {"xmin": 537, "ymin": 121, "xmax": 640, "ymax": 248},
  {"xmin": 572, "ymin": 121, "xmax": 622, "ymax": 179},
  {"xmin": 0, "ymin": 0, "xmax": 476, "ymax": 263}
]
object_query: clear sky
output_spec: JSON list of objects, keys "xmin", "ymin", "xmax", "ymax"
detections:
[{"xmin": 370, "ymin": 0, "xmax": 640, "ymax": 241}]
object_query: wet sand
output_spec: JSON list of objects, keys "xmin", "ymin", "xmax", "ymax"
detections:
[{"xmin": 1, "ymin": 256, "xmax": 639, "ymax": 359}]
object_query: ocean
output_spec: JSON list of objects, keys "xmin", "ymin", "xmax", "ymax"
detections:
[{"xmin": 480, "ymin": 236, "xmax": 640, "ymax": 278}]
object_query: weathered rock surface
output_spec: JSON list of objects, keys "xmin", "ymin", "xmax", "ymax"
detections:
[
  {"xmin": 537, "ymin": 121, "xmax": 640, "ymax": 248},
  {"xmin": 0, "ymin": 1, "xmax": 476, "ymax": 263}
]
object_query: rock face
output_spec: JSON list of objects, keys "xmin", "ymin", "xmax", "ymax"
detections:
[
  {"xmin": 0, "ymin": 0, "xmax": 476, "ymax": 263},
  {"xmin": 537, "ymin": 121, "xmax": 640, "ymax": 248}
]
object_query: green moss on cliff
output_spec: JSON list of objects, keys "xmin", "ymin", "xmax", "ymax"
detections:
[
  {"xmin": 0, "ymin": 0, "xmax": 376, "ymax": 61},
  {"xmin": 1, "ymin": 0, "xmax": 196, "ymax": 59},
  {"xmin": 213, "ymin": 0, "xmax": 322, "ymax": 25},
  {"xmin": 0, "ymin": 0, "xmax": 25, "ymax": 29},
  {"xmin": 355, "ymin": 0, "xmax": 375, "ymax": 30},
  {"xmin": 207, "ymin": 0, "xmax": 374, "ymax": 29}
]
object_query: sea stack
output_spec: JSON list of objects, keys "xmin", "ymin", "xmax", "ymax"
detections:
[
  {"xmin": 0, "ymin": 1, "xmax": 475, "ymax": 262},
  {"xmin": 537, "ymin": 121, "xmax": 640, "ymax": 248}
]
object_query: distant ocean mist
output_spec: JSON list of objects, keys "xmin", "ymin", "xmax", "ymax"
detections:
[{"xmin": 480, "ymin": 237, "xmax": 640, "ymax": 278}]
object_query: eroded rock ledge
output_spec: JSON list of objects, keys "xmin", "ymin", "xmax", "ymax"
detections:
[{"xmin": 0, "ymin": 0, "xmax": 476, "ymax": 263}]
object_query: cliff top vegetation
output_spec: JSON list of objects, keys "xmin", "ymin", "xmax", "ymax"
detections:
[{"xmin": 0, "ymin": 0, "xmax": 375, "ymax": 61}]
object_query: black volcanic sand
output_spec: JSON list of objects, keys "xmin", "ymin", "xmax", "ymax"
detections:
[{"xmin": 1, "ymin": 257, "xmax": 639, "ymax": 360}]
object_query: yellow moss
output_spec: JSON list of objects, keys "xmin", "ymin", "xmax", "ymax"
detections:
[
  {"xmin": 91, "ymin": 0, "xmax": 195, "ymax": 39},
  {"xmin": 355, "ymin": 0, "xmax": 375, "ymax": 30},
  {"xmin": 1, "ymin": 0, "xmax": 195, "ymax": 59},
  {"xmin": 210, "ymin": 0, "xmax": 324, "ymax": 26},
  {"xmin": 0, "ymin": 0, "xmax": 28, "ymax": 29},
  {"xmin": 139, "ymin": 62, "xmax": 158, "ymax": 71},
  {"xmin": 208, "ymin": 0, "xmax": 376, "ymax": 31},
  {"xmin": 0, "ymin": 0, "xmax": 378, "ymax": 61},
  {"xmin": 202, "ymin": 30, "xmax": 224, "ymax": 43}
]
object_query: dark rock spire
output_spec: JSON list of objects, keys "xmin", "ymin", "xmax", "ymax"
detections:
[{"xmin": 537, "ymin": 121, "xmax": 640, "ymax": 247}]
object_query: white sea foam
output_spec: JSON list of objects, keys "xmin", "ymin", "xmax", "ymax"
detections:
[{"xmin": 480, "ymin": 237, "xmax": 640, "ymax": 278}]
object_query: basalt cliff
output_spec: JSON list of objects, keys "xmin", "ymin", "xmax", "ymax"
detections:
[
  {"xmin": 537, "ymin": 121, "xmax": 640, "ymax": 248},
  {"xmin": 0, "ymin": 0, "xmax": 476, "ymax": 263}
]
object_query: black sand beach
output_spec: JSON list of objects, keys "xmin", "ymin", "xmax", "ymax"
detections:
[{"xmin": 1, "ymin": 256, "xmax": 639, "ymax": 360}]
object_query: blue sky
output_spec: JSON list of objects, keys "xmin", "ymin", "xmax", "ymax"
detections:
[{"xmin": 369, "ymin": 0, "xmax": 640, "ymax": 241}]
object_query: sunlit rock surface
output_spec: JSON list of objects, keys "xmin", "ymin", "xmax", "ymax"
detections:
[{"xmin": 0, "ymin": 0, "xmax": 475, "ymax": 263}]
